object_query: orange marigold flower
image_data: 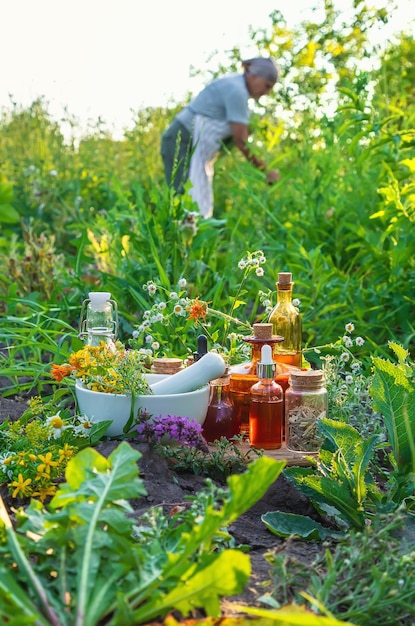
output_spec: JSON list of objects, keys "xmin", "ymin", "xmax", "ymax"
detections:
[
  {"xmin": 187, "ymin": 298, "xmax": 208, "ymax": 323},
  {"xmin": 51, "ymin": 363, "xmax": 74, "ymax": 382}
]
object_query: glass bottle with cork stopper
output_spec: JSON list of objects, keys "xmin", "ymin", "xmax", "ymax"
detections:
[
  {"xmin": 249, "ymin": 344, "xmax": 283, "ymax": 449},
  {"xmin": 203, "ymin": 369, "xmax": 238, "ymax": 443},
  {"xmin": 268, "ymin": 272, "xmax": 302, "ymax": 369},
  {"xmin": 285, "ymin": 369, "xmax": 328, "ymax": 453},
  {"xmin": 229, "ymin": 323, "xmax": 283, "ymax": 434}
]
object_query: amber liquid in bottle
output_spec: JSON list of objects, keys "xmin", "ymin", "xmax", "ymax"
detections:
[
  {"xmin": 249, "ymin": 345, "xmax": 283, "ymax": 449},
  {"xmin": 249, "ymin": 394, "xmax": 283, "ymax": 449},
  {"xmin": 229, "ymin": 335, "xmax": 283, "ymax": 433},
  {"xmin": 203, "ymin": 376, "xmax": 239, "ymax": 442}
]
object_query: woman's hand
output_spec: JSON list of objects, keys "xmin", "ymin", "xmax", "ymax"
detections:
[{"xmin": 266, "ymin": 169, "xmax": 280, "ymax": 185}]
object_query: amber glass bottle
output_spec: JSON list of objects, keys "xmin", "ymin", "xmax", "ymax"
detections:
[
  {"xmin": 268, "ymin": 272, "xmax": 302, "ymax": 368},
  {"xmin": 229, "ymin": 324, "xmax": 283, "ymax": 433},
  {"xmin": 203, "ymin": 373, "xmax": 239, "ymax": 442},
  {"xmin": 249, "ymin": 345, "xmax": 283, "ymax": 449}
]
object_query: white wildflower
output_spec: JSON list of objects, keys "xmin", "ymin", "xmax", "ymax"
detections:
[
  {"xmin": 263, "ymin": 299, "xmax": 271, "ymax": 307},
  {"xmin": 238, "ymin": 260, "xmax": 246, "ymax": 270},
  {"xmin": 255, "ymin": 267, "xmax": 264, "ymax": 276},
  {"xmin": 45, "ymin": 411, "xmax": 68, "ymax": 439},
  {"xmin": 152, "ymin": 313, "xmax": 164, "ymax": 323},
  {"xmin": 147, "ymin": 283, "xmax": 157, "ymax": 296},
  {"xmin": 75, "ymin": 415, "xmax": 95, "ymax": 436},
  {"xmin": 345, "ymin": 374, "xmax": 354, "ymax": 385},
  {"xmin": 174, "ymin": 304, "xmax": 183, "ymax": 315},
  {"xmin": 151, "ymin": 341, "xmax": 160, "ymax": 350},
  {"xmin": 343, "ymin": 335, "xmax": 353, "ymax": 347},
  {"xmin": 355, "ymin": 336, "xmax": 365, "ymax": 346},
  {"xmin": 340, "ymin": 352, "xmax": 350, "ymax": 362},
  {"xmin": 178, "ymin": 277, "xmax": 187, "ymax": 288},
  {"xmin": 345, "ymin": 322, "xmax": 355, "ymax": 333},
  {"xmin": 158, "ymin": 302, "xmax": 167, "ymax": 310},
  {"xmin": 145, "ymin": 335, "xmax": 153, "ymax": 344},
  {"xmin": 49, "ymin": 169, "xmax": 58, "ymax": 177},
  {"xmin": 132, "ymin": 330, "xmax": 139, "ymax": 339},
  {"xmin": 292, "ymin": 298, "xmax": 301, "ymax": 307},
  {"xmin": 169, "ymin": 291, "xmax": 179, "ymax": 300}
]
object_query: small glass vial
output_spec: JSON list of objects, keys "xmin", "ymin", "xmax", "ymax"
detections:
[
  {"xmin": 249, "ymin": 344, "xmax": 283, "ymax": 449},
  {"xmin": 78, "ymin": 292, "xmax": 118, "ymax": 348},
  {"xmin": 285, "ymin": 369, "xmax": 327, "ymax": 453},
  {"xmin": 203, "ymin": 373, "xmax": 239, "ymax": 442}
]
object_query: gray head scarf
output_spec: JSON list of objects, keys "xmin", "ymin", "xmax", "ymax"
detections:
[{"xmin": 242, "ymin": 57, "xmax": 279, "ymax": 84}]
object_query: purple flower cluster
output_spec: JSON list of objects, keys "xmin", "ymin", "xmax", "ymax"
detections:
[{"xmin": 135, "ymin": 412, "xmax": 209, "ymax": 452}]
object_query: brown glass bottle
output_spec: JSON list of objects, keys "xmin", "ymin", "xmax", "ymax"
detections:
[
  {"xmin": 203, "ymin": 374, "xmax": 239, "ymax": 442},
  {"xmin": 249, "ymin": 345, "xmax": 283, "ymax": 449},
  {"xmin": 268, "ymin": 272, "xmax": 302, "ymax": 368},
  {"xmin": 229, "ymin": 324, "xmax": 283, "ymax": 433}
]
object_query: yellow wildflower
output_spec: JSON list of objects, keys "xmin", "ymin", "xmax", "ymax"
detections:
[
  {"xmin": 10, "ymin": 473, "xmax": 32, "ymax": 498},
  {"xmin": 59, "ymin": 443, "xmax": 75, "ymax": 462},
  {"xmin": 37, "ymin": 452, "xmax": 59, "ymax": 475},
  {"xmin": 32, "ymin": 484, "xmax": 57, "ymax": 503}
]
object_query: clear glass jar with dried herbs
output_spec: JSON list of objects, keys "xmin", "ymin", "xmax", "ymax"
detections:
[{"xmin": 285, "ymin": 369, "xmax": 327, "ymax": 453}]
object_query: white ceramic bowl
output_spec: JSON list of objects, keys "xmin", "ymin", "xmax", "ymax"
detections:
[{"xmin": 75, "ymin": 374, "xmax": 209, "ymax": 437}]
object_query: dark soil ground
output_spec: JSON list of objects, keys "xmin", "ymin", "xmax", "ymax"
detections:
[{"xmin": 0, "ymin": 395, "xmax": 324, "ymax": 619}]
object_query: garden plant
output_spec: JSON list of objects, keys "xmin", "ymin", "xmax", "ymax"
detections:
[{"xmin": 0, "ymin": 1, "xmax": 415, "ymax": 624}]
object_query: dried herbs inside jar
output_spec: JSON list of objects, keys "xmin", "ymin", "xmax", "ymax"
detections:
[{"xmin": 285, "ymin": 369, "xmax": 328, "ymax": 453}]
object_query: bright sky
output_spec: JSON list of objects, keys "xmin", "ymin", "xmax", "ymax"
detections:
[{"xmin": 1, "ymin": 0, "xmax": 413, "ymax": 137}]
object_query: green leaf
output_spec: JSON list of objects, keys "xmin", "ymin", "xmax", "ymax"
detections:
[
  {"xmin": 130, "ymin": 549, "xmax": 250, "ymax": 623},
  {"xmin": 238, "ymin": 603, "xmax": 356, "ymax": 625},
  {"xmin": 0, "ymin": 203, "xmax": 20, "ymax": 223},
  {"xmin": 224, "ymin": 456, "xmax": 286, "ymax": 523},
  {"xmin": 53, "ymin": 446, "xmax": 110, "ymax": 495},
  {"xmin": 0, "ymin": 568, "xmax": 48, "ymax": 625},
  {"xmin": 388, "ymin": 341, "xmax": 410, "ymax": 364},
  {"xmin": 262, "ymin": 511, "xmax": 342, "ymax": 540},
  {"xmin": 319, "ymin": 419, "xmax": 381, "ymax": 505},
  {"xmin": 0, "ymin": 182, "xmax": 13, "ymax": 204},
  {"xmin": 285, "ymin": 466, "xmax": 366, "ymax": 530},
  {"xmin": 371, "ymin": 356, "xmax": 415, "ymax": 473}
]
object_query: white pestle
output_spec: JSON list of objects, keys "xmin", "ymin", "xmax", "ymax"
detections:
[{"xmin": 149, "ymin": 352, "xmax": 226, "ymax": 395}]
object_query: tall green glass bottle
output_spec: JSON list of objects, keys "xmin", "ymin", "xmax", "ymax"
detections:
[{"xmin": 268, "ymin": 272, "xmax": 302, "ymax": 368}]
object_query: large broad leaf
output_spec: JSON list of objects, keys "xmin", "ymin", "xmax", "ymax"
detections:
[
  {"xmin": 0, "ymin": 182, "xmax": 20, "ymax": 223},
  {"xmin": 51, "ymin": 442, "xmax": 145, "ymax": 507},
  {"xmin": 319, "ymin": 419, "xmax": 381, "ymax": 505},
  {"xmin": 285, "ymin": 467, "xmax": 366, "ymax": 529},
  {"xmin": 371, "ymin": 356, "xmax": 415, "ymax": 473},
  {"xmin": 130, "ymin": 549, "xmax": 250, "ymax": 623},
  {"xmin": 158, "ymin": 456, "xmax": 285, "ymax": 580},
  {"xmin": 224, "ymin": 456, "xmax": 286, "ymax": 522},
  {"xmin": 262, "ymin": 511, "xmax": 342, "ymax": 541}
]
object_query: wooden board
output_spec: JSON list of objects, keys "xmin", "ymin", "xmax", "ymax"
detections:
[{"xmin": 210, "ymin": 442, "xmax": 317, "ymax": 467}]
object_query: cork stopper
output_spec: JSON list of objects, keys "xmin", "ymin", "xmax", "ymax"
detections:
[
  {"xmin": 289, "ymin": 369, "xmax": 325, "ymax": 388},
  {"xmin": 253, "ymin": 323, "xmax": 274, "ymax": 340},
  {"xmin": 278, "ymin": 272, "xmax": 292, "ymax": 285},
  {"xmin": 152, "ymin": 357, "xmax": 183, "ymax": 375}
]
